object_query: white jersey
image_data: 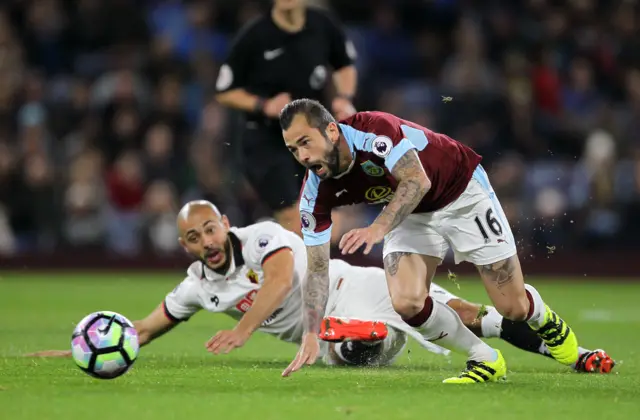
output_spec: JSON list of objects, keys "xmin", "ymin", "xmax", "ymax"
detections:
[{"xmin": 163, "ymin": 221, "xmax": 307, "ymax": 343}]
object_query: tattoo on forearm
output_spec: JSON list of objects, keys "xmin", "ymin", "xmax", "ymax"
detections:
[
  {"xmin": 303, "ymin": 244, "xmax": 331, "ymax": 334},
  {"xmin": 479, "ymin": 256, "xmax": 516, "ymax": 289},
  {"xmin": 384, "ymin": 252, "xmax": 412, "ymax": 276},
  {"xmin": 374, "ymin": 150, "xmax": 430, "ymax": 232}
]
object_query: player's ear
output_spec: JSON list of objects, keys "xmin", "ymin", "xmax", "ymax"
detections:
[
  {"xmin": 178, "ymin": 237, "xmax": 189, "ymax": 253},
  {"xmin": 221, "ymin": 215, "xmax": 231, "ymax": 230},
  {"xmin": 327, "ymin": 122, "xmax": 340, "ymax": 144}
]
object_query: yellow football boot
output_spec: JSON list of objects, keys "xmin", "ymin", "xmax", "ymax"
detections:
[
  {"xmin": 443, "ymin": 349, "xmax": 507, "ymax": 384},
  {"xmin": 535, "ymin": 305, "xmax": 579, "ymax": 366}
]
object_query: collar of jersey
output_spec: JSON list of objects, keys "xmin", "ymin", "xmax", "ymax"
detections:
[
  {"xmin": 333, "ymin": 123, "xmax": 376, "ymax": 179},
  {"xmin": 333, "ymin": 151, "xmax": 356, "ymax": 179},
  {"xmin": 202, "ymin": 232, "xmax": 245, "ymax": 281}
]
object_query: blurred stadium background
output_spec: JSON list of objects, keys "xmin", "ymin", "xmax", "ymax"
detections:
[{"xmin": 1, "ymin": 0, "xmax": 639, "ymax": 276}]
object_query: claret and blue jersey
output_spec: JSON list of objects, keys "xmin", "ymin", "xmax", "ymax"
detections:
[{"xmin": 298, "ymin": 111, "xmax": 482, "ymax": 246}]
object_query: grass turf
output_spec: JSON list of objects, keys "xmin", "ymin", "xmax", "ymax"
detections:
[{"xmin": 1, "ymin": 272, "xmax": 639, "ymax": 420}]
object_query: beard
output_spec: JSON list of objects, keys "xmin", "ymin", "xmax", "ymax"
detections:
[
  {"xmin": 201, "ymin": 238, "xmax": 232, "ymax": 274},
  {"xmin": 326, "ymin": 143, "xmax": 341, "ymax": 177}
]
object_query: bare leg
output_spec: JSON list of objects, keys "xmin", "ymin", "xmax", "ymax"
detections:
[
  {"xmin": 383, "ymin": 252, "xmax": 498, "ymax": 361},
  {"xmin": 476, "ymin": 254, "xmax": 579, "ymax": 365},
  {"xmin": 476, "ymin": 255, "xmax": 531, "ymax": 321},
  {"xmin": 383, "ymin": 252, "xmax": 436, "ymax": 320}
]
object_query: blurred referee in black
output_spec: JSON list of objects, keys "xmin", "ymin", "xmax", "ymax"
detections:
[{"xmin": 215, "ymin": 0, "xmax": 357, "ymax": 235}]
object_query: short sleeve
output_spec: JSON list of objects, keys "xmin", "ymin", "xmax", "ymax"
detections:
[
  {"xmin": 299, "ymin": 173, "xmax": 333, "ymax": 246},
  {"xmin": 324, "ymin": 13, "xmax": 356, "ymax": 70},
  {"xmin": 245, "ymin": 222, "xmax": 295, "ymax": 266},
  {"xmin": 215, "ymin": 23, "xmax": 255, "ymax": 93},
  {"xmin": 354, "ymin": 113, "xmax": 429, "ymax": 173},
  {"xmin": 163, "ymin": 280, "xmax": 201, "ymax": 322}
]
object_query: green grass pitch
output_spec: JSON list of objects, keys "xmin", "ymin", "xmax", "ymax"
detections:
[{"xmin": 1, "ymin": 272, "xmax": 639, "ymax": 419}]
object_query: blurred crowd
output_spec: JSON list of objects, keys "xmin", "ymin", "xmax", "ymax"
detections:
[{"xmin": 1, "ymin": 0, "xmax": 639, "ymax": 258}]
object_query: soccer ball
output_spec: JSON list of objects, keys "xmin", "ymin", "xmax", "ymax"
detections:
[{"xmin": 70, "ymin": 311, "xmax": 140, "ymax": 379}]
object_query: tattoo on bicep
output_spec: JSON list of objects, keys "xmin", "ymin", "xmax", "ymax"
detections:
[
  {"xmin": 383, "ymin": 252, "xmax": 412, "ymax": 277},
  {"xmin": 479, "ymin": 256, "xmax": 516, "ymax": 289},
  {"xmin": 303, "ymin": 244, "xmax": 331, "ymax": 333},
  {"xmin": 375, "ymin": 151, "xmax": 430, "ymax": 232}
]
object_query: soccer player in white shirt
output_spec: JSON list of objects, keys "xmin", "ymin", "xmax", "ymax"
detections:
[
  {"xmin": 25, "ymin": 201, "xmax": 613, "ymax": 373},
  {"xmin": 25, "ymin": 200, "xmax": 441, "ymax": 362}
]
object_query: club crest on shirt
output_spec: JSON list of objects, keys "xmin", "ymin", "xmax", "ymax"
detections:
[
  {"xmin": 300, "ymin": 210, "xmax": 316, "ymax": 231},
  {"xmin": 372, "ymin": 136, "xmax": 392, "ymax": 158},
  {"xmin": 247, "ymin": 269, "xmax": 259, "ymax": 284},
  {"xmin": 360, "ymin": 160, "xmax": 385, "ymax": 177}
]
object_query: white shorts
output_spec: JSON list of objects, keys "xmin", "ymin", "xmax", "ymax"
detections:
[
  {"xmin": 383, "ymin": 165, "xmax": 517, "ymax": 265},
  {"xmin": 323, "ymin": 267, "xmax": 449, "ymax": 361}
]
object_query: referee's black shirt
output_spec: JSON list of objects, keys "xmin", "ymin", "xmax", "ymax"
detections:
[{"xmin": 215, "ymin": 8, "xmax": 356, "ymax": 124}]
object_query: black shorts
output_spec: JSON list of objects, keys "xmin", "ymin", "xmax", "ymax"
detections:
[{"xmin": 241, "ymin": 123, "xmax": 306, "ymax": 212}]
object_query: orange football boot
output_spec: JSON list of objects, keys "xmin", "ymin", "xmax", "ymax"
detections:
[
  {"xmin": 318, "ymin": 317, "xmax": 388, "ymax": 342},
  {"xmin": 575, "ymin": 349, "xmax": 616, "ymax": 373}
]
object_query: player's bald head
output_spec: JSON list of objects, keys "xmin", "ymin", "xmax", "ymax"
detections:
[
  {"xmin": 177, "ymin": 200, "xmax": 222, "ymax": 236},
  {"xmin": 177, "ymin": 200, "xmax": 231, "ymax": 270}
]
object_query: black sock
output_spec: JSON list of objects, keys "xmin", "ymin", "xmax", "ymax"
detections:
[{"xmin": 500, "ymin": 318, "xmax": 553, "ymax": 359}]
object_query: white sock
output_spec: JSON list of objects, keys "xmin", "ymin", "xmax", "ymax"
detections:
[
  {"xmin": 524, "ymin": 284, "xmax": 547, "ymax": 329},
  {"xmin": 480, "ymin": 306, "xmax": 503, "ymax": 338},
  {"xmin": 417, "ymin": 299, "xmax": 498, "ymax": 362}
]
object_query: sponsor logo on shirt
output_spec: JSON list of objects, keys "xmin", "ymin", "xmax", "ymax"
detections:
[
  {"xmin": 262, "ymin": 308, "xmax": 283, "ymax": 326},
  {"xmin": 264, "ymin": 48, "xmax": 284, "ymax": 60},
  {"xmin": 365, "ymin": 186, "xmax": 394, "ymax": 204}
]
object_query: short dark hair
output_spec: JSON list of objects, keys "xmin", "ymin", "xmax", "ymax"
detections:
[{"xmin": 279, "ymin": 98, "xmax": 336, "ymax": 132}]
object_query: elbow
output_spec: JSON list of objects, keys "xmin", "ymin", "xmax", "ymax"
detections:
[
  {"xmin": 419, "ymin": 174, "xmax": 431, "ymax": 194},
  {"xmin": 215, "ymin": 92, "xmax": 231, "ymax": 106},
  {"xmin": 279, "ymin": 278, "xmax": 294, "ymax": 296}
]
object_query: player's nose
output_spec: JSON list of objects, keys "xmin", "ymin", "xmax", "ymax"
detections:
[
  {"xmin": 202, "ymin": 237, "xmax": 215, "ymax": 248},
  {"xmin": 298, "ymin": 149, "xmax": 310, "ymax": 163}
]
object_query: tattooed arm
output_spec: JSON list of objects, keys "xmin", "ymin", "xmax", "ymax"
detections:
[
  {"xmin": 302, "ymin": 242, "xmax": 331, "ymax": 334},
  {"xmin": 281, "ymin": 242, "xmax": 331, "ymax": 377},
  {"xmin": 372, "ymin": 150, "xmax": 431, "ymax": 234}
]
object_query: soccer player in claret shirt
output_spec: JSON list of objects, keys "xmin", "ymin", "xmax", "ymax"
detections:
[{"xmin": 280, "ymin": 99, "xmax": 581, "ymax": 383}]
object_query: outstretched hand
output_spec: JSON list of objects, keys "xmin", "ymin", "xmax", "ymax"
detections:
[
  {"xmin": 205, "ymin": 329, "xmax": 251, "ymax": 355},
  {"xmin": 282, "ymin": 333, "xmax": 320, "ymax": 377}
]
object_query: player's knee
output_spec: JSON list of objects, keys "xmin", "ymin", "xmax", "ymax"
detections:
[
  {"xmin": 390, "ymin": 294, "xmax": 427, "ymax": 319},
  {"xmin": 497, "ymin": 297, "xmax": 529, "ymax": 321}
]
